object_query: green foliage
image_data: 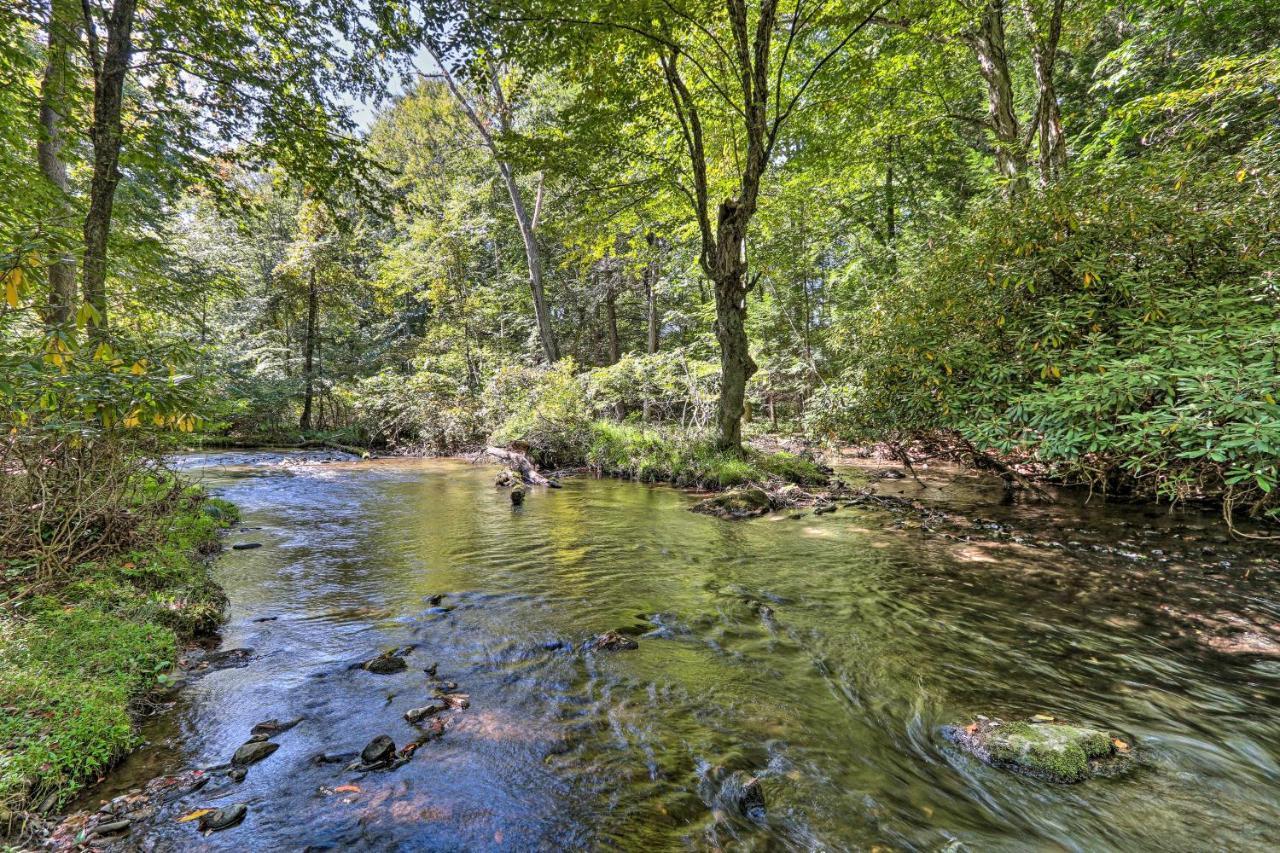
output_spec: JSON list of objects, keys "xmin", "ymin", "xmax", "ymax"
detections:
[
  {"xmin": 351, "ymin": 363, "xmax": 484, "ymax": 451},
  {"xmin": 817, "ymin": 132, "xmax": 1279, "ymax": 512},
  {"xmin": 584, "ymin": 421, "xmax": 826, "ymax": 489},
  {"xmin": 0, "ymin": 493, "xmax": 232, "ymax": 811},
  {"xmin": 486, "ymin": 360, "xmax": 595, "ymax": 465}
]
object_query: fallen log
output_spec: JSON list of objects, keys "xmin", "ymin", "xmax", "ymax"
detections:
[{"xmin": 483, "ymin": 446, "xmax": 550, "ymax": 486}]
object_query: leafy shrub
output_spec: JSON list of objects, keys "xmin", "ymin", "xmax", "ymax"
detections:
[
  {"xmin": 350, "ymin": 363, "xmax": 483, "ymax": 451},
  {"xmin": 585, "ymin": 349, "xmax": 719, "ymax": 428},
  {"xmin": 818, "ymin": 151, "xmax": 1279, "ymax": 515},
  {"xmin": 484, "ymin": 359, "xmax": 594, "ymax": 465}
]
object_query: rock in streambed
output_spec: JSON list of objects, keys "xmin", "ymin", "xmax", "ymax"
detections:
[
  {"xmin": 691, "ymin": 488, "xmax": 773, "ymax": 520},
  {"xmin": 231, "ymin": 739, "xmax": 279, "ymax": 767},
  {"xmin": 944, "ymin": 716, "xmax": 1131, "ymax": 783},
  {"xmin": 587, "ymin": 630, "xmax": 639, "ymax": 651},
  {"xmin": 199, "ymin": 803, "xmax": 248, "ymax": 832},
  {"xmin": 360, "ymin": 648, "xmax": 410, "ymax": 674}
]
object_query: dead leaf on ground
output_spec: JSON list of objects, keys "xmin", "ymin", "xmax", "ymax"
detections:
[
  {"xmin": 177, "ymin": 808, "xmax": 214, "ymax": 823},
  {"xmin": 334, "ymin": 784, "xmax": 361, "ymax": 794}
]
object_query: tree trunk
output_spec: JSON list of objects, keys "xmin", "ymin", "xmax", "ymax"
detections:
[
  {"xmin": 497, "ymin": 160, "xmax": 560, "ymax": 364},
  {"xmin": 711, "ymin": 203, "xmax": 758, "ymax": 453},
  {"xmin": 967, "ymin": 1, "xmax": 1026, "ymax": 193},
  {"xmin": 604, "ymin": 280, "xmax": 620, "ymax": 365},
  {"xmin": 425, "ymin": 45, "xmax": 560, "ymax": 364},
  {"xmin": 37, "ymin": 0, "xmax": 78, "ymax": 326},
  {"xmin": 884, "ymin": 137, "xmax": 896, "ymax": 243},
  {"xmin": 300, "ymin": 266, "xmax": 318, "ymax": 432},
  {"xmin": 1024, "ymin": 0, "xmax": 1067, "ymax": 185},
  {"xmin": 645, "ymin": 265, "xmax": 659, "ymax": 355},
  {"xmin": 81, "ymin": 0, "xmax": 138, "ymax": 331}
]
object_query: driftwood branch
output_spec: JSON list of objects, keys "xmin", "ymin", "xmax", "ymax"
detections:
[{"xmin": 482, "ymin": 446, "xmax": 550, "ymax": 485}]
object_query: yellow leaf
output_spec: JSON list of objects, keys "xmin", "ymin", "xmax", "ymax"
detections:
[
  {"xmin": 1265, "ymin": 393, "xmax": 1277, "ymax": 405},
  {"xmin": 130, "ymin": 360, "xmax": 146, "ymax": 376},
  {"xmin": 177, "ymin": 808, "xmax": 214, "ymax": 823},
  {"xmin": 4, "ymin": 279, "xmax": 16, "ymax": 308},
  {"xmin": 1237, "ymin": 168, "xmax": 1248, "ymax": 183}
]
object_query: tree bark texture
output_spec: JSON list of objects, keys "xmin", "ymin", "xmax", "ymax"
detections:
[
  {"xmin": 966, "ymin": 1, "xmax": 1026, "ymax": 193},
  {"xmin": 81, "ymin": 0, "xmax": 138, "ymax": 330},
  {"xmin": 300, "ymin": 266, "xmax": 318, "ymax": 431},
  {"xmin": 37, "ymin": 0, "xmax": 79, "ymax": 326}
]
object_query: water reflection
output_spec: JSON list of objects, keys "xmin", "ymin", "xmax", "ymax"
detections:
[{"xmin": 84, "ymin": 453, "xmax": 1280, "ymax": 851}]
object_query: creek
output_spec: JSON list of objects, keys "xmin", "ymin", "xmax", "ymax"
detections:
[{"xmin": 70, "ymin": 452, "xmax": 1280, "ymax": 851}]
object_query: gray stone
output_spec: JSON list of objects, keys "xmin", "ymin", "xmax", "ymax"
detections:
[
  {"xmin": 231, "ymin": 740, "xmax": 279, "ymax": 767},
  {"xmin": 360, "ymin": 735, "xmax": 396, "ymax": 766},
  {"xmin": 199, "ymin": 803, "xmax": 247, "ymax": 831}
]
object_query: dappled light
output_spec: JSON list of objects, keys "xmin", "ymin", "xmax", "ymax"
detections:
[{"xmin": 3, "ymin": 0, "xmax": 1278, "ymax": 848}]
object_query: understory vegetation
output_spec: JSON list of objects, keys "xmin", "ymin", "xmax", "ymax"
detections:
[
  {"xmin": 1, "ymin": 318, "xmax": 235, "ymax": 819},
  {"xmin": 0, "ymin": 471, "xmax": 234, "ymax": 818},
  {"xmin": 0, "ymin": 0, "xmax": 1277, "ymax": 833},
  {"xmin": 2, "ymin": 0, "xmax": 1277, "ymax": 622}
]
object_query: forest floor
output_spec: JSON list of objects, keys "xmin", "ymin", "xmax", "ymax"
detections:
[{"xmin": 0, "ymin": 491, "xmax": 236, "ymax": 838}]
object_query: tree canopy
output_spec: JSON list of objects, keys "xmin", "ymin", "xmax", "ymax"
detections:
[{"xmin": 2, "ymin": 0, "xmax": 1278, "ymax": 519}]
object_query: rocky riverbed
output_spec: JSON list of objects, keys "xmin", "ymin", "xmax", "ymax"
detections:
[{"xmin": 32, "ymin": 453, "xmax": 1280, "ymax": 851}]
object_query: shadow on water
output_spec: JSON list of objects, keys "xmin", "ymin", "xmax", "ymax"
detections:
[{"xmin": 74, "ymin": 453, "xmax": 1280, "ymax": 851}]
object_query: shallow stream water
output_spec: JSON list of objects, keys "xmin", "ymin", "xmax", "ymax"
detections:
[{"xmin": 73, "ymin": 452, "xmax": 1280, "ymax": 851}]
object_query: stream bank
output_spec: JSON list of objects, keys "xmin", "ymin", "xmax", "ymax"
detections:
[{"xmin": 0, "ymin": 490, "xmax": 236, "ymax": 846}]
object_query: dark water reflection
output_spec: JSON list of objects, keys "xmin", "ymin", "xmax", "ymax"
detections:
[{"xmin": 85, "ymin": 453, "xmax": 1280, "ymax": 851}]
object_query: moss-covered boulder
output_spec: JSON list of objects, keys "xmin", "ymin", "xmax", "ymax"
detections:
[
  {"xmin": 944, "ymin": 717, "xmax": 1130, "ymax": 783},
  {"xmin": 691, "ymin": 487, "xmax": 772, "ymax": 520}
]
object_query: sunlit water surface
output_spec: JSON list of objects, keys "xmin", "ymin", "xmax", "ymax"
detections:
[{"xmin": 82, "ymin": 453, "xmax": 1280, "ymax": 851}]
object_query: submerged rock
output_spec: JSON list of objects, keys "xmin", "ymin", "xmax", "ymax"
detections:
[
  {"xmin": 436, "ymin": 692, "xmax": 470, "ymax": 710},
  {"xmin": 945, "ymin": 717, "xmax": 1129, "ymax": 783},
  {"xmin": 231, "ymin": 542, "xmax": 263, "ymax": 550},
  {"xmin": 588, "ymin": 630, "xmax": 639, "ymax": 651},
  {"xmin": 250, "ymin": 717, "xmax": 303, "ymax": 737},
  {"xmin": 511, "ymin": 484, "xmax": 527, "ymax": 505},
  {"xmin": 404, "ymin": 702, "xmax": 448, "ymax": 724},
  {"xmin": 691, "ymin": 488, "xmax": 772, "ymax": 520},
  {"xmin": 699, "ymin": 767, "xmax": 767, "ymax": 823},
  {"xmin": 813, "ymin": 502, "xmax": 837, "ymax": 515},
  {"xmin": 199, "ymin": 803, "xmax": 247, "ymax": 832},
  {"xmin": 354, "ymin": 735, "xmax": 397, "ymax": 769},
  {"xmin": 231, "ymin": 740, "xmax": 279, "ymax": 767},
  {"xmin": 363, "ymin": 650, "xmax": 409, "ymax": 674}
]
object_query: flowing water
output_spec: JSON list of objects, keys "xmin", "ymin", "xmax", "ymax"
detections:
[{"xmin": 76, "ymin": 452, "xmax": 1280, "ymax": 851}]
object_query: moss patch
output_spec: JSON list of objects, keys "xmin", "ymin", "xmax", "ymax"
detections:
[
  {"xmin": 949, "ymin": 718, "xmax": 1121, "ymax": 784},
  {"xmin": 691, "ymin": 487, "xmax": 774, "ymax": 519},
  {"xmin": 0, "ymin": 493, "xmax": 235, "ymax": 814}
]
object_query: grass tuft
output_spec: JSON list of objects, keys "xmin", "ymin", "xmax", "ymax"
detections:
[{"xmin": 584, "ymin": 421, "xmax": 827, "ymax": 489}]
